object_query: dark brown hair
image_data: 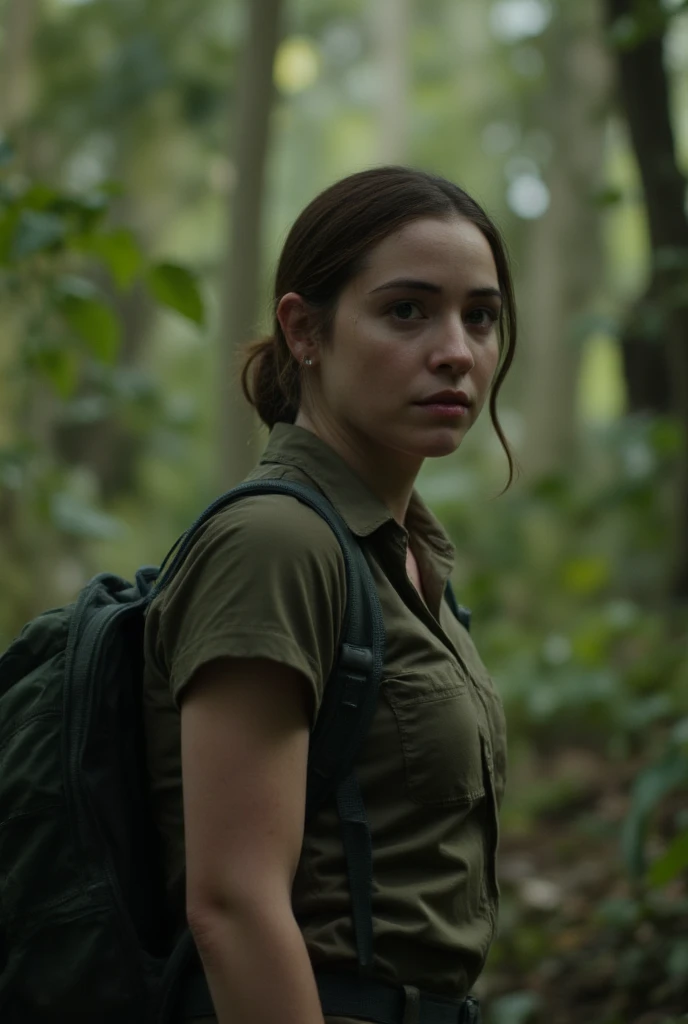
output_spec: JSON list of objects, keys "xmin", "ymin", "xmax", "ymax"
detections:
[{"xmin": 242, "ymin": 165, "xmax": 517, "ymax": 486}]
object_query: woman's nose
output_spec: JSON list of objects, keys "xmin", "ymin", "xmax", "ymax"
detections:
[{"xmin": 430, "ymin": 319, "xmax": 475, "ymax": 373}]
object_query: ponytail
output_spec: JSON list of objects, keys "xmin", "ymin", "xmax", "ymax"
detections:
[{"xmin": 241, "ymin": 333, "xmax": 301, "ymax": 429}]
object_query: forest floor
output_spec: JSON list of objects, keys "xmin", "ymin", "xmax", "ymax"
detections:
[{"xmin": 479, "ymin": 747, "xmax": 688, "ymax": 1024}]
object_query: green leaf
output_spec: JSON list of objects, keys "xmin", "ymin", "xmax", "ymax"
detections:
[
  {"xmin": 53, "ymin": 191, "xmax": 110, "ymax": 236},
  {"xmin": 11, "ymin": 209, "xmax": 66, "ymax": 259},
  {"xmin": 622, "ymin": 748, "xmax": 688, "ymax": 878},
  {"xmin": 51, "ymin": 492, "xmax": 126, "ymax": 540},
  {"xmin": 561, "ymin": 556, "xmax": 610, "ymax": 597},
  {"xmin": 17, "ymin": 183, "xmax": 61, "ymax": 211},
  {"xmin": 87, "ymin": 229, "xmax": 143, "ymax": 290},
  {"xmin": 529, "ymin": 472, "xmax": 571, "ymax": 504},
  {"xmin": 56, "ymin": 279, "xmax": 121, "ymax": 363},
  {"xmin": 648, "ymin": 830, "xmax": 688, "ymax": 887},
  {"xmin": 593, "ymin": 185, "xmax": 624, "ymax": 207},
  {"xmin": 32, "ymin": 347, "xmax": 80, "ymax": 398},
  {"xmin": 146, "ymin": 262, "xmax": 204, "ymax": 325},
  {"xmin": 650, "ymin": 419, "xmax": 682, "ymax": 457}
]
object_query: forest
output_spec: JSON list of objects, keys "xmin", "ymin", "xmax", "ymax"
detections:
[{"xmin": 1, "ymin": 0, "xmax": 687, "ymax": 1021}]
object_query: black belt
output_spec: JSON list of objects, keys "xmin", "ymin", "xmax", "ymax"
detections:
[
  {"xmin": 317, "ymin": 973, "xmax": 480, "ymax": 1024},
  {"xmin": 178, "ymin": 968, "xmax": 480, "ymax": 1024}
]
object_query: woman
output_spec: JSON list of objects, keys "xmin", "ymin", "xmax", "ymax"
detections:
[{"xmin": 143, "ymin": 166, "xmax": 515, "ymax": 1024}]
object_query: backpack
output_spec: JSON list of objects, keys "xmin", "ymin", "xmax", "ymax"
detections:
[{"xmin": 0, "ymin": 479, "xmax": 468, "ymax": 1023}]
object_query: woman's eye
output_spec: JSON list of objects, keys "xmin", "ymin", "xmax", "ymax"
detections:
[
  {"xmin": 465, "ymin": 307, "xmax": 498, "ymax": 328},
  {"xmin": 390, "ymin": 301, "xmax": 423, "ymax": 321}
]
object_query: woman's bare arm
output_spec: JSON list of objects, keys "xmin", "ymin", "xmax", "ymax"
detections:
[{"xmin": 181, "ymin": 656, "xmax": 325, "ymax": 1024}]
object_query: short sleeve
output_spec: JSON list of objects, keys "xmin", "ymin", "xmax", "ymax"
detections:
[{"xmin": 155, "ymin": 494, "xmax": 347, "ymax": 721}]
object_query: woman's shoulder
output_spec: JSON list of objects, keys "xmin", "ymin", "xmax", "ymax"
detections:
[
  {"xmin": 145, "ymin": 488, "xmax": 349, "ymax": 708},
  {"xmin": 152, "ymin": 488, "xmax": 348, "ymax": 623},
  {"xmin": 204, "ymin": 489, "xmax": 346, "ymax": 559}
]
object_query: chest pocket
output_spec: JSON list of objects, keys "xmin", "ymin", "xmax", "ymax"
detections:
[{"xmin": 384, "ymin": 668, "xmax": 486, "ymax": 806}]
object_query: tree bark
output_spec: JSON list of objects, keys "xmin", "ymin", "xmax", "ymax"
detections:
[
  {"xmin": 605, "ymin": 0, "xmax": 680, "ymax": 414},
  {"xmin": 520, "ymin": 0, "xmax": 612, "ymax": 478},
  {"xmin": 605, "ymin": 0, "xmax": 688, "ymax": 600},
  {"xmin": 218, "ymin": 0, "xmax": 284, "ymax": 489}
]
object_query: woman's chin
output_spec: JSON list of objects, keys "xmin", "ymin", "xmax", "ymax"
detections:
[
  {"xmin": 376, "ymin": 424, "xmax": 465, "ymax": 463},
  {"xmin": 395, "ymin": 437, "xmax": 463, "ymax": 462},
  {"xmin": 416, "ymin": 427, "xmax": 465, "ymax": 459}
]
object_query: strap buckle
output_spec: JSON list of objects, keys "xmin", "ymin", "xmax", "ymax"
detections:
[
  {"xmin": 402, "ymin": 984, "xmax": 420, "ymax": 1024},
  {"xmin": 339, "ymin": 643, "xmax": 374, "ymax": 708},
  {"xmin": 461, "ymin": 996, "xmax": 481, "ymax": 1024}
]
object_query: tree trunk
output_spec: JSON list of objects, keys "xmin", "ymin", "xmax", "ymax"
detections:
[
  {"xmin": 520, "ymin": 0, "xmax": 611, "ymax": 478},
  {"xmin": 0, "ymin": 0, "xmax": 38, "ymax": 138},
  {"xmin": 374, "ymin": 0, "xmax": 411, "ymax": 163},
  {"xmin": 604, "ymin": 0, "xmax": 688, "ymax": 600},
  {"xmin": 218, "ymin": 0, "xmax": 284, "ymax": 489}
]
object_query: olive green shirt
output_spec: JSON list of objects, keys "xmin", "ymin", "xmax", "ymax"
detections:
[{"xmin": 143, "ymin": 423, "xmax": 507, "ymax": 1003}]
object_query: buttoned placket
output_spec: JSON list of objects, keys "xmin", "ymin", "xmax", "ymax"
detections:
[{"xmin": 381, "ymin": 526, "xmax": 473, "ymax": 684}]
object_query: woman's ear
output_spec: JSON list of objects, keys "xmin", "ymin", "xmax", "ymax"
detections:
[{"xmin": 276, "ymin": 293, "xmax": 318, "ymax": 366}]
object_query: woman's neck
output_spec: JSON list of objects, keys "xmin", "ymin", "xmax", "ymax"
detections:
[{"xmin": 293, "ymin": 412, "xmax": 420, "ymax": 527}]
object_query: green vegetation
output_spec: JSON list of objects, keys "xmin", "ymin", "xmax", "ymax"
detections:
[
  {"xmin": 421, "ymin": 419, "xmax": 688, "ymax": 1020},
  {"xmin": 1, "ymin": 0, "xmax": 686, "ymax": 1020}
]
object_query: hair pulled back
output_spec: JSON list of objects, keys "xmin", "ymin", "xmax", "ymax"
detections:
[{"xmin": 241, "ymin": 165, "xmax": 517, "ymax": 485}]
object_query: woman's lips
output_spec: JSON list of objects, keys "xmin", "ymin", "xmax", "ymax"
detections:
[{"xmin": 415, "ymin": 401, "xmax": 469, "ymax": 418}]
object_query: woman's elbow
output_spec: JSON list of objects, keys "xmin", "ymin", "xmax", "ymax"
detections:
[{"xmin": 186, "ymin": 875, "xmax": 293, "ymax": 944}]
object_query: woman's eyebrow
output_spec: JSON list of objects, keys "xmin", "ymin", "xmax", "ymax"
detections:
[
  {"xmin": 469, "ymin": 287, "xmax": 503, "ymax": 301},
  {"xmin": 368, "ymin": 278, "xmax": 502, "ymax": 301},
  {"xmin": 369, "ymin": 277, "xmax": 440, "ymax": 294}
]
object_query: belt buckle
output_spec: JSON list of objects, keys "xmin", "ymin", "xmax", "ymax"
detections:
[{"xmin": 460, "ymin": 996, "xmax": 480, "ymax": 1024}]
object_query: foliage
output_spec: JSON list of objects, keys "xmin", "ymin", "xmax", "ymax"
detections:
[
  {"xmin": 3, "ymin": 0, "xmax": 688, "ymax": 1020},
  {"xmin": 421, "ymin": 417, "xmax": 688, "ymax": 1022},
  {"xmin": 608, "ymin": 0, "xmax": 688, "ymax": 50},
  {"xmin": 426, "ymin": 416, "xmax": 686, "ymax": 742},
  {"xmin": 0, "ymin": 144, "xmax": 204, "ymax": 639}
]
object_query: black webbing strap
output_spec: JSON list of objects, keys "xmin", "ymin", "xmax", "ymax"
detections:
[
  {"xmin": 158, "ymin": 482, "xmax": 472, "ymax": 1018},
  {"xmin": 443, "ymin": 580, "xmax": 471, "ymax": 633},
  {"xmin": 154, "ymin": 479, "xmax": 385, "ymax": 1017},
  {"xmin": 177, "ymin": 970, "xmax": 481, "ymax": 1023},
  {"xmin": 336, "ymin": 771, "xmax": 374, "ymax": 972},
  {"xmin": 316, "ymin": 973, "xmax": 481, "ymax": 1024}
]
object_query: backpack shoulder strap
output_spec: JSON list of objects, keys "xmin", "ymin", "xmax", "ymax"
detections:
[
  {"xmin": 152, "ymin": 479, "xmax": 385, "ymax": 815},
  {"xmin": 444, "ymin": 578, "xmax": 471, "ymax": 632},
  {"xmin": 155, "ymin": 479, "xmax": 385, "ymax": 981}
]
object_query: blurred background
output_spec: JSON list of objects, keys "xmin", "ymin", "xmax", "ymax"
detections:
[{"xmin": 1, "ymin": 0, "xmax": 687, "ymax": 1020}]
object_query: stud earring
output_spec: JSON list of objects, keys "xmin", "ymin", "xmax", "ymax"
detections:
[{"xmin": 304, "ymin": 356, "xmax": 312, "ymax": 366}]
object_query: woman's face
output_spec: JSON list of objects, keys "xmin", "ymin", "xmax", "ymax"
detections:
[{"xmin": 310, "ymin": 215, "xmax": 502, "ymax": 469}]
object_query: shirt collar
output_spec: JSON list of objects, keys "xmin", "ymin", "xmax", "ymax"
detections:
[
  {"xmin": 259, "ymin": 423, "xmax": 456, "ymax": 572},
  {"xmin": 405, "ymin": 491, "xmax": 456, "ymax": 579},
  {"xmin": 259, "ymin": 423, "xmax": 393, "ymax": 538}
]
